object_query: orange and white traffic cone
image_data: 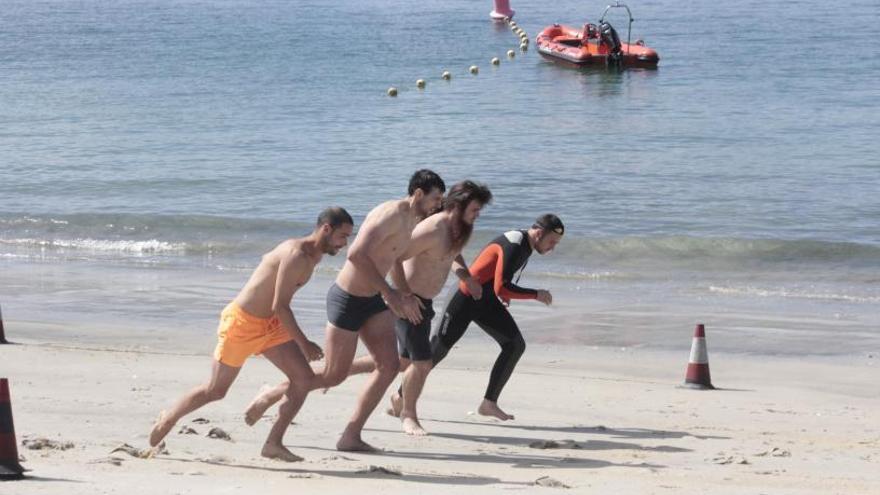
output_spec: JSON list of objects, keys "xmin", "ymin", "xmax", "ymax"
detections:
[
  {"xmin": 683, "ymin": 324, "xmax": 714, "ymax": 389},
  {"xmin": 0, "ymin": 378, "xmax": 26, "ymax": 479}
]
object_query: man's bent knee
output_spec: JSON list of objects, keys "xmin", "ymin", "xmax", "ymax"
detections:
[
  {"xmin": 375, "ymin": 355, "xmax": 401, "ymax": 377},
  {"xmin": 410, "ymin": 360, "xmax": 433, "ymax": 375},
  {"xmin": 321, "ymin": 370, "xmax": 348, "ymax": 388},
  {"xmin": 204, "ymin": 385, "xmax": 228, "ymax": 402},
  {"xmin": 285, "ymin": 381, "xmax": 308, "ymax": 397}
]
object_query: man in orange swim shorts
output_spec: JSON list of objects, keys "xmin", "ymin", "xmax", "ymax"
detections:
[{"xmin": 148, "ymin": 207, "xmax": 354, "ymax": 462}]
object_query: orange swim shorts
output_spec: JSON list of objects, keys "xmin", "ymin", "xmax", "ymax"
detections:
[{"xmin": 213, "ymin": 302, "xmax": 292, "ymax": 367}]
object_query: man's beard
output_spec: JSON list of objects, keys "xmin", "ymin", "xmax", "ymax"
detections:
[
  {"xmin": 321, "ymin": 238, "xmax": 340, "ymax": 255},
  {"xmin": 448, "ymin": 210, "xmax": 473, "ymax": 251}
]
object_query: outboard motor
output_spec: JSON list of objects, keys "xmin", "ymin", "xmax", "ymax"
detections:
[{"xmin": 598, "ymin": 21, "xmax": 622, "ymax": 62}]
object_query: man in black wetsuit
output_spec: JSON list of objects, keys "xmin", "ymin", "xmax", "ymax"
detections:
[{"xmin": 430, "ymin": 214, "xmax": 564, "ymax": 420}]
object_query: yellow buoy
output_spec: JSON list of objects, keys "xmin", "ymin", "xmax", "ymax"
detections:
[
  {"xmin": 441, "ymin": 71, "xmax": 451, "ymax": 80},
  {"xmin": 416, "ymin": 79, "xmax": 426, "ymax": 89},
  {"xmin": 469, "ymin": 65, "xmax": 479, "ymax": 75},
  {"xmin": 507, "ymin": 49, "xmax": 516, "ymax": 58},
  {"xmin": 491, "ymin": 57, "xmax": 500, "ymax": 66},
  {"xmin": 387, "ymin": 87, "xmax": 398, "ymax": 97}
]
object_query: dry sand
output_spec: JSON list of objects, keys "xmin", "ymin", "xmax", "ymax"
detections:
[{"xmin": 2, "ymin": 338, "xmax": 878, "ymax": 494}]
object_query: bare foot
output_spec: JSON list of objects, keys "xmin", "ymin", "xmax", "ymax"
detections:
[
  {"xmin": 401, "ymin": 416, "xmax": 428, "ymax": 436},
  {"xmin": 244, "ymin": 385, "xmax": 274, "ymax": 426},
  {"xmin": 384, "ymin": 392, "xmax": 402, "ymax": 418},
  {"xmin": 149, "ymin": 411, "xmax": 175, "ymax": 447},
  {"xmin": 336, "ymin": 436, "xmax": 379, "ymax": 452},
  {"xmin": 477, "ymin": 400, "xmax": 515, "ymax": 421},
  {"xmin": 261, "ymin": 443, "xmax": 304, "ymax": 462}
]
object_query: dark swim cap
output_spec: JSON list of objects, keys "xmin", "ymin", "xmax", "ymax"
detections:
[{"xmin": 533, "ymin": 214, "xmax": 564, "ymax": 235}]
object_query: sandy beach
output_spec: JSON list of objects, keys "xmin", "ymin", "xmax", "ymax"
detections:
[
  {"xmin": 3, "ymin": 0, "xmax": 879, "ymax": 493},
  {"xmin": 3, "ymin": 331, "xmax": 877, "ymax": 494}
]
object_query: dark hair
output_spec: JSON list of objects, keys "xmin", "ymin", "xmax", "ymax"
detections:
[
  {"xmin": 533, "ymin": 213, "xmax": 564, "ymax": 235},
  {"xmin": 442, "ymin": 180, "xmax": 491, "ymax": 250},
  {"xmin": 316, "ymin": 206, "xmax": 354, "ymax": 229},
  {"xmin": 443, "ymin": 180, "xmax": 493, "ymax": 212},
  {"xmin": 408, "ymin": 169, "xmax": 446, "ymax": 196}
]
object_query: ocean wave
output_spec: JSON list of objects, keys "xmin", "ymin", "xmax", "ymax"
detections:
[
  {"xmin": 707, "ymin": 285, "xmax": 880, "ymax": 303},
  {"xmin": 0, "ymin": 212, "xmax": 312, "ymax": 234},
  {"xmin": 3, "ymin": 213, "xmax": 880, "ymax": 267},
  {"xmin": 529, "ymin": 270, "xmax": 626, "ymax": 281},
  {"xmin": 0, "ymin": 237, "xmax": 187, "ymax": 254},
  {"xmin": 546, "ymin": 236, "xmax": 880, "ymax": 265}
]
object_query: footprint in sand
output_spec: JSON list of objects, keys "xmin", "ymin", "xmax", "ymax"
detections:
[
  {"xmin": 206, "ymin": 427, "xmax": 232, "ymax": 441},
  {"xmin": 529, "ymin": 439, "xmax": 582, "ymax": 450},
  {"xmin": 110, "ymin": 442, "xmax": 167, "ymax": 459},
  {"xmin": 22, "ymin": 437, "xmax": 75, "ymax": 451},
  {"xmin": 356, "ymin": 465, "xmax": 402, "ymax": 476},
  {"xmin": 535, "ymin": 476, "xmax": 570, "ymax": 488}
]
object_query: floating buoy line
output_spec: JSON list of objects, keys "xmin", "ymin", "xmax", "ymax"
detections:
[{"xmin": 387, "ymin": 16, "xmax": 528, "ymax": 97}]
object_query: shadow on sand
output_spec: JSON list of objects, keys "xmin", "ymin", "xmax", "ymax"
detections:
[{"xmin": 418, "ymin": 419, "xmax": 730, "ymax": 441}]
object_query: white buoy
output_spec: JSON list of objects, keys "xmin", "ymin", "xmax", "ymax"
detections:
[
  {"xmin": 441, "ymin": 71, "xmax": 451, "ymax": 80},
  {"xmin": 507, "ymin": 49, "xmax": 516, "ymax": 58},
  {"xmin": 469, "ymin": 65, "xmax": 479, "ymax": 75},
  {"xmin": 416, "ymin": 79, "xmax": 426, "ymax": 89},
  {"xmin": 387, "ymin": 87, "xmax": 398, "ymax": 97},
  {"xmin": 520, "ymin": 42, "xmax": 528, "ymax": 51},
  {"xmin": 491, "ymin": 57, "xmax": 500, "ymax": 66}
]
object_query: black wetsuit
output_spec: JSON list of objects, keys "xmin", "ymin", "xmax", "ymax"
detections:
[{"xmin": 430, "ymin": 229, "xmax": 538, "ymax": 402}]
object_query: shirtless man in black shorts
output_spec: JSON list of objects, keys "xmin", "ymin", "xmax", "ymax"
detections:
[{"xmin": 245, "ymin": 170, "xmax": 446, "ymax": 451}]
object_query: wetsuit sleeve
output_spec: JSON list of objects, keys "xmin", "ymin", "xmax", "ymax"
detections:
[{"xmin": 491, "ymin": 243, "xmax": 538, "ymax": 301}]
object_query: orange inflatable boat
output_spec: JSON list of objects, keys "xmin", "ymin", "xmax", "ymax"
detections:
[{"xmin": 536, "ymin": 2, "xmax": 659, "ymax": 68}]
